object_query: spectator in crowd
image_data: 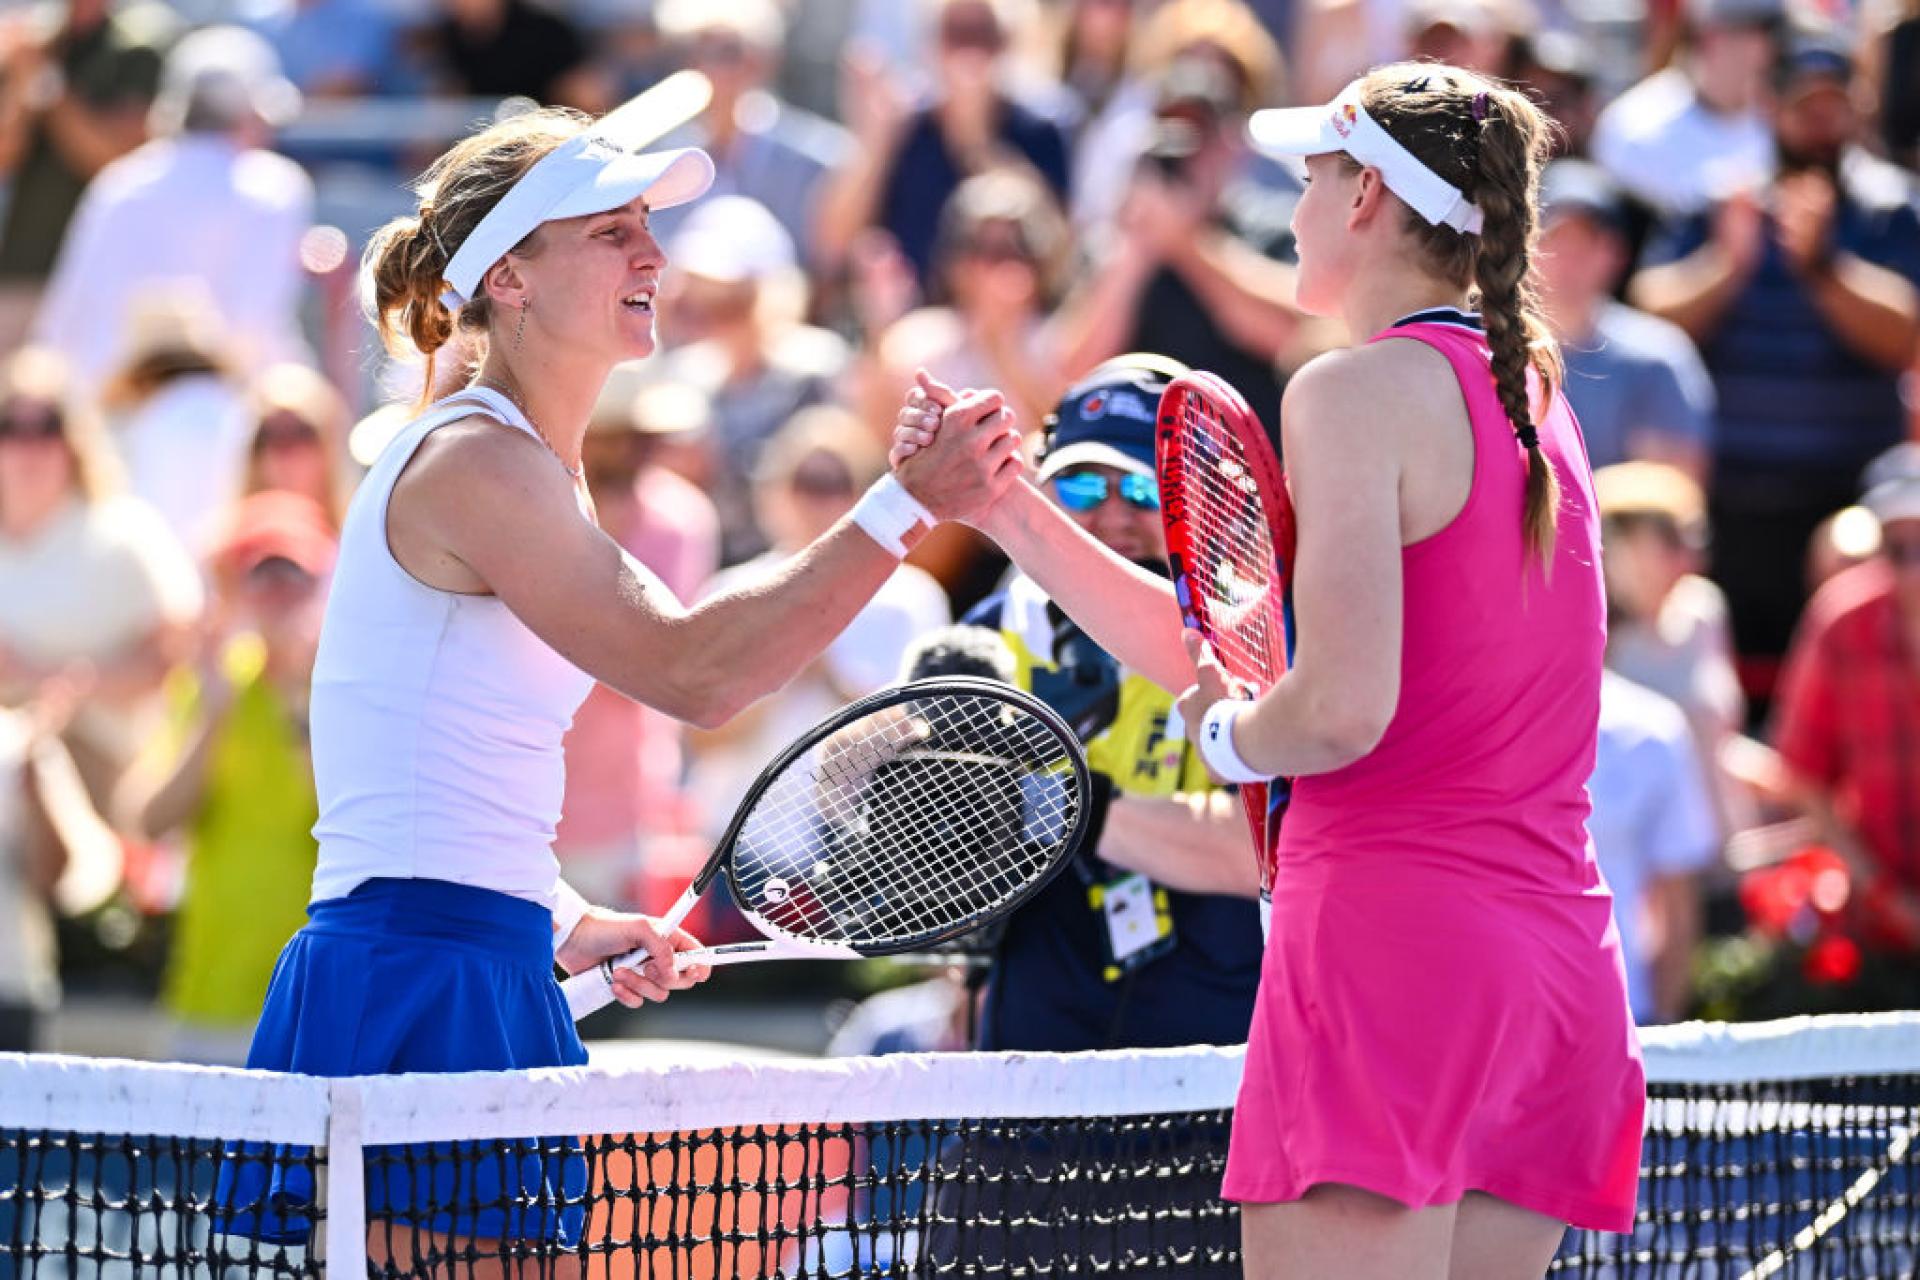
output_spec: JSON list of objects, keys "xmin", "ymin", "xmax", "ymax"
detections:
[
  {"xmin": 33, "ymin": 25, "xmax": 313, "ymax": 394},
  {"xmin": 99, "ymin": 291, "xmax": 252, "ymax": 557},
  {"xmin": 0, "ymin": 673, "xmax": 95, "ymax": 1053},
  {"xmin": 685, "ymin": 406, "xmax": 950, "ymax": 838},
  {"xmin": 117, "ymin": 492, "xmax": 331, "ymax": 1064},
  {"xmin": 1596, "ymin": 462, "xmax": 1749, "ymax": 820},
  {"xmin": 866, "ymin": 168, "xmax": 1072, "ymax": 444},
  {"xmin": 0, "ymin": 0, "xmax": 177, "ymax": 350},
  {"xmin": 554, "ymin": 372, "xmax": 720, "ymax": 910},
  {"xmin": 825, "ymin": 623, "xmax": 1022, "ymax": 1059},
  {"xmin": 1771, "ymin": 442, "xmax": 1920, "ymax": 1004},
  {"xmin": 659, "ymin": 195, "xmax": 848, "ymax": 564},
  {"xmin": 1875, "ymin": 0, "xmax": 1920, "ymax": 168},
  {"xmin": 962, "ymin": 356, "xmax": 1262, "ymax": 1052},
  {"xmin": 1592, "ymin": 0, "xmax": 1781, "ymax": 217},
  {"xmin": 1054, "ymin": 52, "xmax": 1304, "ymax": 436},
  {"xmin": 814, "ymin": 0, "xmax": 1072, "ymax": 287},
  {"xmin": 0, "ymin": 347, "xmax": 201, "ymax": 810},
  {"xmin": 1589, "ymin": 669, "xmax": 1721, "ymax": 1023},
  {"xmin": 648, "ymin": 0, "xmax": 855, "ymax": 261},
  {"xmin": 237, "ymin": 364, "xmax": 351, "ymax": 529},
  {"xmin": 1403, "ymin": 0, "xmax": 1528, "ymax": 79},
  {"xmin": 242, "ymin": 0, "xmax": 410, "ymax": 99},
  {"xmin": 1630, "ymin": 28, "xmax": 1920, "ymax": 710},
  {"xmin": 826, "ymin": 968, "xmax": 974, "ymax": 1055},
  {"xmin": 1065, "ymin": 0, "xmax": 1284, "ymax": 237},
  {"xmin": 1053, "ymin": 0, "xmax": 1151, "ymax": 233},
  {"xmin": 1512, "ymin": 29, "xmax": 1600, "ymax": 158},
  {"xmin": 1536, "ymin": 160, "xmax": 1715, "ymax": 477},
  {"xmin": 414, "ymin": 0, "xmax": 609, "ymax": 112}
]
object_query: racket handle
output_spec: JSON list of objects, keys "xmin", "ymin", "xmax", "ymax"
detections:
[{"xmin": 558, "ymin": 885, "xmax": 704, "ymax": 1022}]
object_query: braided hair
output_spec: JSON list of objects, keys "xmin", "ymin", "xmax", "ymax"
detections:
[{"xmin": 1344, "ymin": 64, "xmax": 1563, "ymax": 566}]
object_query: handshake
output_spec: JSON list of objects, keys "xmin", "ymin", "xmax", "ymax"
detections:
[{"xmin": 887, "ymin": 370, "xmax": 1028, "ymax": 528}]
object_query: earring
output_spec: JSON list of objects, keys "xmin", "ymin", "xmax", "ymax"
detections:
[{"xmin": 514, "ymin": 304, "xmax": 528, "ymax": 350}]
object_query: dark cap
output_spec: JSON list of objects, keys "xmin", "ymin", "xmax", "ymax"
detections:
[
  {"xmin": 1686, "ymin": 0, "xmax": 1785, "ymax": 31},
  {"xmin": 1775, "ymin": 25, "xmax": 1854, "ymax": 94},
  {"xmin": 1540, "ymin": 159, "xmax": 1627, "ymax": 234},
  {"xmin": 1038, "ymin": 354, "xmax": 1188, "ymax": 483}
]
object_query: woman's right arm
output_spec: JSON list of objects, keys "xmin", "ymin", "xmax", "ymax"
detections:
[
  {"xmin": 396, "ymin": 413, "xmax": 1017, "ymax": 730},
  {"xmin": 895, "ymin": 377, "xmax": 1190, "ymax": 690}
]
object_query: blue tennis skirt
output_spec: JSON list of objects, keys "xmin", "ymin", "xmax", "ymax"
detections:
[{"xmin": 217, "ymin": 877, "xmax": 588, "ymax": 1249}]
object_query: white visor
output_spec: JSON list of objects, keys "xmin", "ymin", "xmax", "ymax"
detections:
[
  {"xmin": 442, "ymin": 125, "xmax": 715, "ymax": 304},
  {"xmin": 1249, "ymin": 83, "xmax": 1484, "ymax": 235}
]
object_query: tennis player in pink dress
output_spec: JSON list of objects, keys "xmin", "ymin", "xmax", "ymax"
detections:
[{"xmin": 893, "ymin": 61, "xmax": 1644, "ymax": 1280}]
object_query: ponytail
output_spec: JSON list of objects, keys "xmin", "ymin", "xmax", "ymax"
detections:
[
  {"xmin": 1469, "ymin": 87, "xmax": 1561, "ymax": 568},
  {"xmin": 1356, "ymin": 66, "xmax": 1566, "ymax": 570}
]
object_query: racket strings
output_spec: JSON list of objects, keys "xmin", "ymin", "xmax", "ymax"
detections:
[
  {"xmin": 1176, "ymin": 397, "xmax": 1282, "ymax": 687},
  {"xmin": 729, "ymin": 692, "xmax": 1079, "ymax": 948}
]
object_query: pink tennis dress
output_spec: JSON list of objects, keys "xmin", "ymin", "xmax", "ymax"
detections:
[{"xmin": 1221, "ymin": 313, "xmax": 1645, "ymax": 1232}]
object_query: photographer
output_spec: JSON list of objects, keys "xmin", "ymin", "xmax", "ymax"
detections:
[{"xmin": 1054, "ymin": 57, "xmax": 1306, "ymax": 436}]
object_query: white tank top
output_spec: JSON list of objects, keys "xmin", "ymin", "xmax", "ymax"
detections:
[{"xmin": 308, "ymin": 387, "xmax": 595, "ymax": 909}]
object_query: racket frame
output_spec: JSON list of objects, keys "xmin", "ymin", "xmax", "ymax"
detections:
[
  {"xmin": 561, "ymin": 676, "xmax": 1092, "ymax": 1020},
  {"xmin": 1154, "ymin": 371, "xmax": 1296, "ymax": 898}
]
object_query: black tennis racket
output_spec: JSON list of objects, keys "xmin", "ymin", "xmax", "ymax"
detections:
[{"xmin": 561, "ymin": 677, "xmax": 1092, "ymax": 1020}]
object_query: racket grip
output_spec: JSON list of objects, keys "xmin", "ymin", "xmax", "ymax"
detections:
[{"xmin": 558, "ymin": 885, "xmax": 704, "ymax": 1022}]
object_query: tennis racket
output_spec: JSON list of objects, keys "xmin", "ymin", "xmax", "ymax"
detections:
[
  {"xmin": 1155, "ymin": 371, "xmax": 1297, "ymax": 917},
  {"xmin": 561, "ymin": 677, "xmax": 1092, "ymax": 1021}
]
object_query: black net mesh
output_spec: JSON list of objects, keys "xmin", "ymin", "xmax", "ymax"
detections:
[{"xmin": 4, "ymin": 1043, "xmax": 1918, "ymax": 1278}]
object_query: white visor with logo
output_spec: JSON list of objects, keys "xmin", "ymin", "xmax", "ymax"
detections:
[
  {"xmin": 1249, "ymin": 82, "xmax": 1484, "ymax": 236},
  {"xmin": 442, "ymin": 115, "xmax": 715, "ymax": 305}
]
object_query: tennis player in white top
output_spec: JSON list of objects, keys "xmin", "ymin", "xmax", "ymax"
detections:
[{"xmin": 224, "ymin": 100, "xmax": 1021, "ymax": 1269}]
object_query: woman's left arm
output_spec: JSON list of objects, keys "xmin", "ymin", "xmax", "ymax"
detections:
[{"xmin": 1178, "ymin": 354, "xmax": 1405, "ymax": 776}]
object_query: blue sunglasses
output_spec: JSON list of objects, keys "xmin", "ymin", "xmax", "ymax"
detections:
[{"xmin": 1051, "ymin": 469, "xmax": 1161, "ymax": 513}]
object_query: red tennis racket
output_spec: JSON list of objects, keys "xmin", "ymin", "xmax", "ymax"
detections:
[{"xmin": 1155, "ymin": 371, "xmax": 1297, "ymax": 910}]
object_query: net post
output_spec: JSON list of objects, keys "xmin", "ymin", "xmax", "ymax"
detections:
[{"xmin": 323, "ymin": 1078, "xmax": 367, "ymax": 1278}]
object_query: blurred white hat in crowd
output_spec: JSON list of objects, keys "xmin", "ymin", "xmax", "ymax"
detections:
[
  {"xmin": 654, "ymin": 0, "xmax": 786, "ymax": 51},
  {"xmin": 668, "ymin": 196, "xmax": 796, "ymax": 284},
  {"xmin": 152, "ymin": 25, "xmax": 302, "ymax": 135}
]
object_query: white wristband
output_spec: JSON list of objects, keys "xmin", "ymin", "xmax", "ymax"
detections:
[
  {"xmin": 851, "ymin": 473, "xmax": 934, "ymax": 557},
  {"xmin": 1197, "ymin": 701, "xmax": 1273, "ymax": 785},
  {"xmin": 551, "ymin": 878, "xmax": 591, "ymax": 954}
]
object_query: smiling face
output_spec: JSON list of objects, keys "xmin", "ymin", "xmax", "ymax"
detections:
[{"xmin": 496, "ymin": 195, "xmax": 666, "ymax": 365}]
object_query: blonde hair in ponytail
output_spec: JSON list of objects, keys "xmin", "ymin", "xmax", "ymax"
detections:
[
  {"xmin": 362, "ymin": 108, "xmax": 590, "ymax": 404},
  {"xmin": 1348, "ymin": 63, "xmax": 1564, "ymax": 566}
]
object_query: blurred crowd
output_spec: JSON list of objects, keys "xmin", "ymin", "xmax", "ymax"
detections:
[{"xmin": 2, "ymin": 0, "xmax": 1919, "ymax": 1061}]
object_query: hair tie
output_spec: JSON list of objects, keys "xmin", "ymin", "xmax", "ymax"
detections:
[
  {"xmin": 1516, "ymin": 425, "xmax": 1540, "ymax": 450},
  {"xmin": 1472, "ymin": 91, "xmax": 1491, "ymax": 123}
]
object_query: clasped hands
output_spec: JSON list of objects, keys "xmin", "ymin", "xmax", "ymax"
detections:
[{"xmin": 889, "ymin": 369, "xmax": 1026, "ymax": 525}]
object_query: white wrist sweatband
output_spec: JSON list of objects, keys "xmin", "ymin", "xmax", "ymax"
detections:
[
  {"xmin": 851, "ymin": 473, "xmax": 934, "ymax": 557},
  {"xmin": 1198, "ymin": 701, "xmax": 1273, "ymax": 784},
  {"xmin": 551, "ymin": 878, "xmax": 591, "ymax": 953}
]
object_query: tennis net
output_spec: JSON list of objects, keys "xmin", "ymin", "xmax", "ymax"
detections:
[{"xmin": 2, "ymin": 1013, "xmax": 1917, "ymax": 1277}]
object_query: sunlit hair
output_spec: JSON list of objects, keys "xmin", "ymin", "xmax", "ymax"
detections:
[
  {"xmin": 932, "ymin": 167, "xmax": 1073, "ymax": 307},
  {"xmin": 1133, "ymin": 0, "xmax": 1285, "ymax": 113},
  {"xmin": 362, "ymin": 108, "xmax": 590, "ymax": 404},
  {"xmin": 241, "ymin": 363, "xmax": 352, "ymax": 528}
]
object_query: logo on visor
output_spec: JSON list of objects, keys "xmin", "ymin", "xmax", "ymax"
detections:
[{"xmin": 1331, "ymin": 103, "xmax": 1358, "ymax": 138}]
